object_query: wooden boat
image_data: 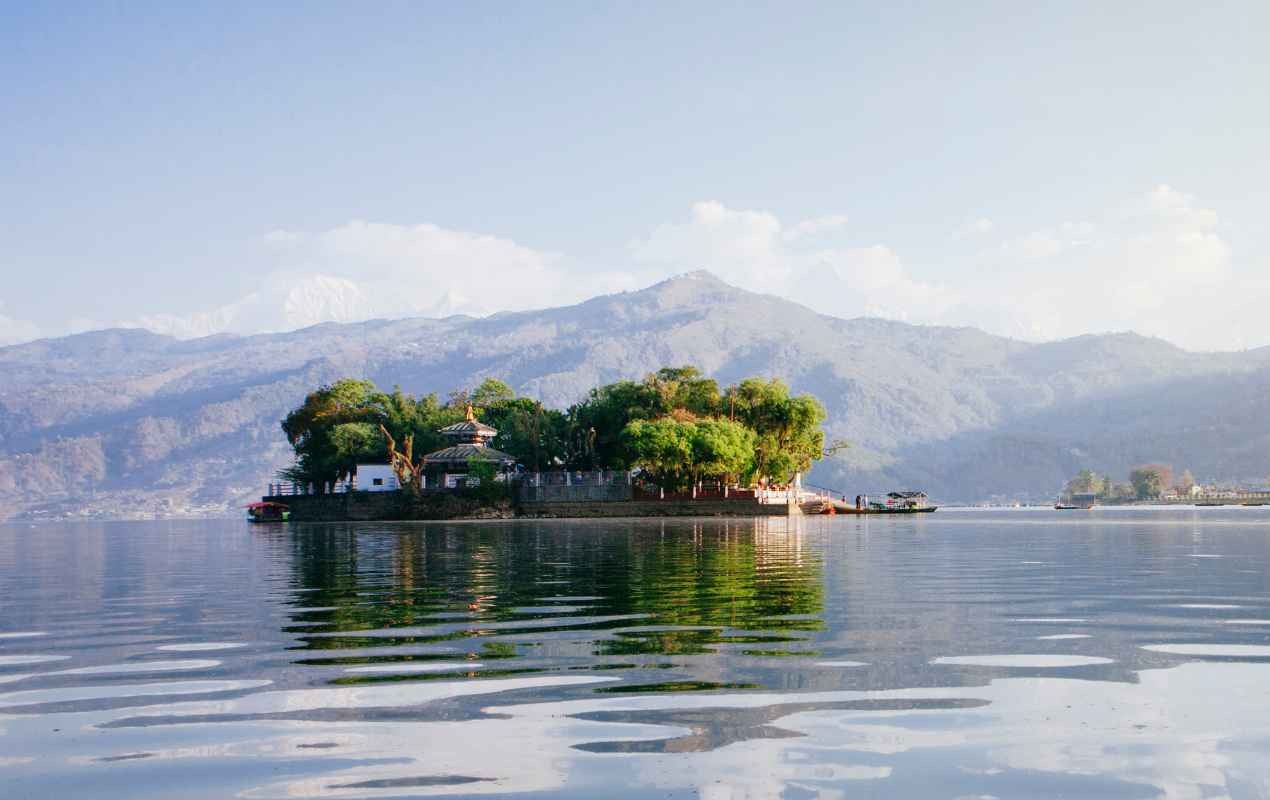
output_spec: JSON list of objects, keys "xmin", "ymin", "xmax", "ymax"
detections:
[
  {"xmin": 246, "ymin": 501, "xmax": 289, "ymax": 522},
  {"xmin": 803, "ymin": 491, "xmax": 936, "ymax": 515},
  {"xmin": 869, "ymin": 491, "xmax": 937, "ymax": 514},
  {"xmin": 870, "ymin": 504, "xmax": 938, "ymax": 514}
]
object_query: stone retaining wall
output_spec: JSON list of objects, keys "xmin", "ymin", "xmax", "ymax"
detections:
[
  {"xmin": 264, "ymin": 491, "xmax": 514, "ymax": 522},
  {"xmin": 264, "ymin": 491, "xmax": 797, "ymax": 521},
  {"xmin": 517, "ymin": 499, "xmax": 799, "ymax": 518}
]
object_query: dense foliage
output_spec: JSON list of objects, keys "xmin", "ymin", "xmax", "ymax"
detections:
[
  {"xmin": 1062, "ymin": 463, "xmax": 1186, "ymax": 502},
  {"xmin": 279, "ymin": 366, "xmax": 831, "ymax": 492},
  {"xmin": 622, "ymin": 417, "xmax": 756, "ymax": 491}
]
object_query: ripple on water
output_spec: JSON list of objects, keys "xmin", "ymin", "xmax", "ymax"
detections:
[
  {"xmin": 343, "ymin": 662, "xmax": 485, "ymax": 674},
  {"xmin": 1222, "ymin": 619, "xmax": 1270, "ymax": 625},
  {"xmin": 57, "ymin": 659, "xmax": 221, "ymax": 675},
  {"xmin": 0, "ymin": 679, "xmax": 272, "ymax": 708},
  {"xmin": 932, "ymin": 655, "xmax": 1114, "ymax": 668},
  {"xmin": 1142, "ymin": 644, "xmax": 1270, "ymax": 657},
  {"xmin": 0, "ymin": 655, "xmax": 70, "ymax": 666},
  {"xmin": 1169, "ymin": 603, "xmax": 1244, "ymax": 609},
  {"xmin": 1011, "ymin": 618, "xmax": 1088, "ymax": 624},
  {"xmin": 1035, "ymin": 634, "xmax": 1091, "ymax": 640},
  {"xmin": 814, "ymin": 661, "xmax": 868, "ymax": 667},
  {"xmin": 0, "ymin": 632, "xmax": 47, "ymax": 639},
  {"xmin": 156, "ymin": 642, "xmax": 247, "ymax": 652}
]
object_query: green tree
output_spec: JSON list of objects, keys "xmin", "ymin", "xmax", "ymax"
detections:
[
  {"xmin": 1106, "ymin": 481, "xmax": 1137, "ymax": 503},
  {"xmin": 646, "ymin": 366, "xmax": 721, "ymax": 417},
  {"xmin": 329, "ymin": 422, "xmax": 382, "ymax": 463},
  {"xmin": 464, "ymin": 456, "xmax": 509, "ymax": 502},
  {"xmin": 1130, "ymin": 465, "xmax": 1169, "ymax": 500},
  {"xmin": 567, "ymin": 380, "xmax": 662, "ymax": 468},
  {"xmin": 279, "ymin": 379, "xmax": 381, "ymax": 491},
  {"xmin": 622, "ymin": 418, "xmax": 694, "ymax": 490},
  {"xmin": 483, "ymin": 397, "xmax": 569, "ymax": 471},
  {"xmin": 622, "ymin": 417, "xmax": 756, "ymax": 490},
  {"xmin": 724, "ymin": 378, "xmax": 826, "ymax": 482},
  {"xmin": 688, "ymin": 418, "xmax": 756, "ymax": 484},
  {"xmin": 279, "ymin": 366, "xmax": 833, "ymax": 493},
  {"xmin": 469, "ymin": 378, "xmax": 516, "ymax": 409},
  {"xmin": 370, "ymin": 386, "xmax": 463, "ymax": 457}
]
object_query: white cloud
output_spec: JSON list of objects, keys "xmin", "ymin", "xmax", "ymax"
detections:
[
  {"xmin": 632, "ymin": 201, "xmax": 791, "ymax": 292},
  {"xmin": 629, "ymin": 188, "xmax": 1252, "ymax": 349},
  {"xmin": 957, "ymin": 184, "xmax": 1237, "ymax": 346},
  {"xmin": 94, "ymin": 184, "xmax": 1261, "ymax": 351},
  {"xmin": 128, "ymin": 274, "xmax": 376, "ymax": 338},
  {"xmin": 1000, "ymin": 230, "xmax": 1065, "ymax": 261},
  {"xmin": 958, "ymin": 217, "xmax": 995, "ymax": 236},
  {"xmin": 821, "ymin": 245, "xmax": 960, "ymax": 321},
  {"xmin": 632, "ymin": 201, "xmax": 960, "ymax": 323},
  {"xmin": 124, "ymin": 221, "xmax": 639, "ymax": 338},
  {"xmin": 784, "ymin": 214, "xmax": 850, "ymax": 241}
]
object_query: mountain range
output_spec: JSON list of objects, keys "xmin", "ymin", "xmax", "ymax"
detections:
[{"xmin": 2, "ymin": 270, "xmax": 1268, "ymax": 519}]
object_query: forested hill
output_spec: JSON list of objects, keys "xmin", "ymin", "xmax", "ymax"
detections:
[{"xmin": 3, "ymin": 270, "xmax": 1269, "ymax": 519}]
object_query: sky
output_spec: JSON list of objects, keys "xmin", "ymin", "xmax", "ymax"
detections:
[{"xmin": 1, "ymin": 1, "xmax": 1267, "ymax": 351}]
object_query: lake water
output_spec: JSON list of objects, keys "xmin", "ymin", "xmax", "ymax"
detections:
[{"xmin": 3, "ymin": 509, "xmax": 1270, "ymax": 798}]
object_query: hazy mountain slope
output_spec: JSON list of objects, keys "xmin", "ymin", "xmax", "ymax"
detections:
[{"xmin": 1, "ymin": 271, "xmax": 1266, "ymax": 518}]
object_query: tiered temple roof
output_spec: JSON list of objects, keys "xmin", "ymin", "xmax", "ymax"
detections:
[{"xmin": 422, "ymin": 405, "xmax": 516, "ymax": 468}]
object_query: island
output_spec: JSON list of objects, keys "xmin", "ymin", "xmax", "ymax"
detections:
[{"xmin": 258, "ymin": 367, "xmax": 867, "ymax": 521}]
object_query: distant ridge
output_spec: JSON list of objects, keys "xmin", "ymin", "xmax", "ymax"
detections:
[{"xmin": 3, "ymin": 272, "xmax": 1269, "ymax": 519}]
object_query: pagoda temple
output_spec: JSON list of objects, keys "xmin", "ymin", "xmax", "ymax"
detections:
[{"xmin": 422, "ymin": 405, "xmax": 517, "ymax": 488}]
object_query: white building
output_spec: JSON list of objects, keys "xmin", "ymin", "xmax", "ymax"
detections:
[{"xmin": 353, "ymin": 463, "xmax": 398, "ymax": 492}]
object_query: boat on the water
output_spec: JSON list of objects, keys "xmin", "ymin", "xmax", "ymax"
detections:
[
  {"xmin": 246, "ymin": 501, "xmax": 289, "ymax": 522},
  {"xmin": 1055, "ymin": 492, "xmax": 1097, "ymax": 510},
  {"xmin": 869, "ymin": 491, "xmax": 937, "ymax": 514},
  {"xmin": 805, "ymin": 490, "xmax": 937, "ymax": 515}
]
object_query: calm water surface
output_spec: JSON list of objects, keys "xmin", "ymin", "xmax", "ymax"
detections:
[{"xmin": 3, "ymin": 509, "xmax": 1270, "ymax": 798}]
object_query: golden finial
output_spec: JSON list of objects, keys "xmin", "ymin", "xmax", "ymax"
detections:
[{"xmin": 465, "ymin": 403, "xmax": 476, "ymax": 422}]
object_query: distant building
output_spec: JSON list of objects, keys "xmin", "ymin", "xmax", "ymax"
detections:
[{"xmin": 421, "ymin": 406, "xmax": 518, "ymax": 488}]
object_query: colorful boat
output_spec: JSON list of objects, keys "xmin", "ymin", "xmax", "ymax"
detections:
[{"xmin": 246, "ymin": 501, "xmax": 289, "ymax": 522}]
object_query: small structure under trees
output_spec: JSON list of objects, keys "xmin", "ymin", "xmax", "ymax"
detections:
[{"xmin": 420, "ymin": 405, "xmax": 517, "ymax": 488}]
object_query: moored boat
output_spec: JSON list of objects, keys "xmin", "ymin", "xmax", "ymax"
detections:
[
  {"xmin": 246, "ymin": 501, "xmax": 289, "ymax": 522},
  {"xmin": 869, "ymin": 491, "xmax": 937, "ymax": 514}
]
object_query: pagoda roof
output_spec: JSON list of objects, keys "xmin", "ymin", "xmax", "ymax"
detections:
[
  {"xmin": 438, "ymin": 419, "xmax": 497, "ymax": 436},
  {"xmin": 422, "ymin": 443, "xmax": 516, "ymax": 465}
]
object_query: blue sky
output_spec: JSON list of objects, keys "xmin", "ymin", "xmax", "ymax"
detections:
[{"xmin": 2, "ymin": 1, "xmax": 1267, "ymax": 349}]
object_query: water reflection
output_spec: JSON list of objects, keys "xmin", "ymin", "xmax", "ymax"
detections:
[{"xmin": 0, "ymin": 510, "xmax": 1269, "ymax": 797}]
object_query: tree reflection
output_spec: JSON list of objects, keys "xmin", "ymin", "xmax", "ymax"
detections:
[{"xmin": 275, "ymin": 519, "xmax": 824, "ymax": 670}]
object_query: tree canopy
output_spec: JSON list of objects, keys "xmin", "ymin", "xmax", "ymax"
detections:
[
  {"xmin": 621, "ymin": 417, "xmax": 755, "ymax": 491},
  {"xmin": 1130, "ymin": 464, "xmax": 1172, "ymax": 500},
  {"xmin": 279, "ymin": 367, "xmax": 832, "ymax": 491}
]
